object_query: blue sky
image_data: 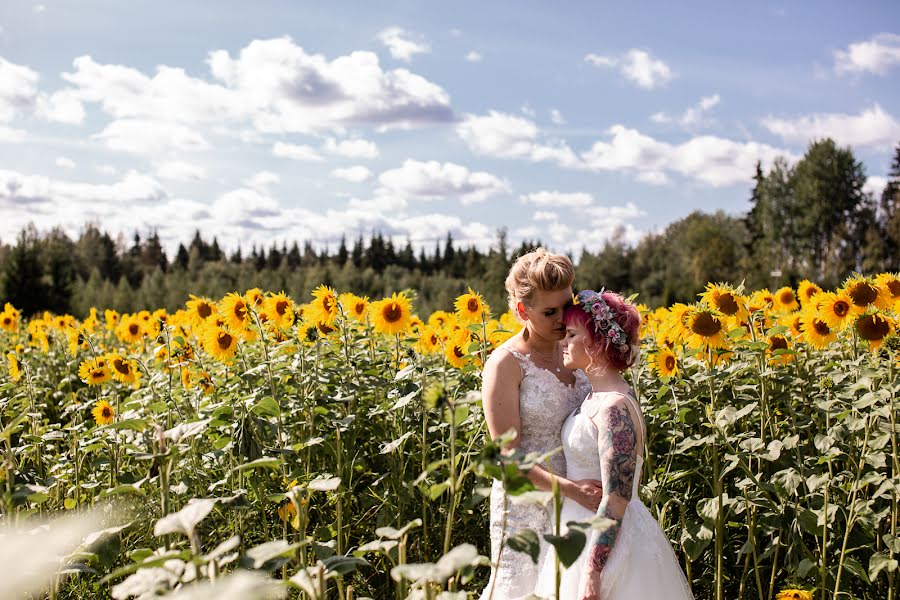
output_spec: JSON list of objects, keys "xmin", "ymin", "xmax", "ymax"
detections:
[{"xmin": 1, "ymin": 1, "xmax": 898, "ymax": 256}]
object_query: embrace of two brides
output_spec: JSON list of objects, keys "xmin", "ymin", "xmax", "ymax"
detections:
[{"xmin": 479, "ymin": 248, "xmax": 694, "ymax": 600}]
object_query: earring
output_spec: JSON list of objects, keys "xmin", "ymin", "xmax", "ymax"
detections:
[{"xmin": 523, "ymin": 328, "xmax": 530, "ymax": 342}]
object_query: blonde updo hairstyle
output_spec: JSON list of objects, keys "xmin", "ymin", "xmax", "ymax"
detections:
[{"xmin": 505, "ymin": 247, "xmax": 575, "ymax": 321}]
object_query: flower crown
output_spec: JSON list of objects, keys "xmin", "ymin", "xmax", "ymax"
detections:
[{"xmin": 574, "ymin": 289, "xmax": 630, "ymax": 353}]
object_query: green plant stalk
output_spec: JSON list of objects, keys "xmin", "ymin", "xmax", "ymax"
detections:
[
  {"xmin": 442, "ymin": 395, "xmax": 459, "ymax": 556},
  {"xmin": 419, "ymin": 360, "xmax": 429, "ymax": 554},
  {"xmin": 336, "ymin": 426, "xmax": 344, "ymax": 555},
  {"xmin": 832, "ymin": 414, "xmax": 873, "ymax": 600},
  {"xmin": 888, "ymin": 358, "xmax": 898, "ymax": 600},
  {"xmin": 707, "ymin": 348, "xmax": 725, "ymax": 600},
  {"xmin": 768, "ymin": 534, "xmax": 781, "ymax": 600}
]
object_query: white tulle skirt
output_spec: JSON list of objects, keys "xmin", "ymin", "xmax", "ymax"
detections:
[{"xmin": 534, "ymin": 498, "xmax": 694, "ymax": 599}]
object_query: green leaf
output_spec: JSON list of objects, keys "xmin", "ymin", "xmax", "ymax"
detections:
[
  {"xmin": 241, "ymin": 539, "xmax": 301, "ymax": 570},
  {"xmin": 251, "ymin": 396, "xmax": 280, "ymax": 418},
  {"xmin": 429, "ymin": 481, "xmax": 450, "ymax": 500},
  {"xmin": 154, "ymin": 498, "xmax": 218, "ymax": 538},
  {"xmin": 101, "ymin": 419, "xmax": 148, "ymax": 433},
  {"xmin": 843, "ymin": 556, "xmax": 871, "ymax": 584},
  {"xmin": 869, "ymin": 552, "xmax": 899, "ymax": 580},
  {"xmin": 656, "ymin": 385, "xmax": 670, "ymax": 400},
  {"xmin": 507, "ymin": 529, "xmax": 540, "ymax": 565},
  {"xmin": 544, "ymin": 528, "xmax": 586, "ymax": 568},
  {"xmin": 233, "ymin": 457, "xmax": 282, "ymax": 473},
  {"xmin": 306, "ymin": 475, "xmax": 341, "ymax": 492}
]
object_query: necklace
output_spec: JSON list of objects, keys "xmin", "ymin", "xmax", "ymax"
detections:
[{"xmin": 526, "ymin": 339, "xmax": 561, "ymax": 372}]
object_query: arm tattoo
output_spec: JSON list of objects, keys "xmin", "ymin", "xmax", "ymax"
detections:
[{"xmin": 581, "ymin": 401, "xmax": 637, "ymax": 600}]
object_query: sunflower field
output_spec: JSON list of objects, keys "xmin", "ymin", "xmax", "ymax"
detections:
[{"xmin": 1, "ymin": 273, "xmax": 900, "ymax": 600}]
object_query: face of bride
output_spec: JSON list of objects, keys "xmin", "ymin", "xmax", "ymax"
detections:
[
  {"xmin": 520, "ymin": 288, "xmax": 572, "ymax": 342},
  {"xmin": 561, "ymin": 321, "xmax": 594, "ymax": 370}
]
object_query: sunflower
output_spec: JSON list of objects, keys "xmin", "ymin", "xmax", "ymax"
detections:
[
  {"xmin": 428, "ymin": 310, "xmax": 454, "ymax": 331},
  {"xmin": 6, "ymin": 352, "xmax": 21, "ymax": 382},
  {"xmin": 104, "ymin": 309, "xmax": 120, "ymax": 331},
  {"xmin": 683, "ymin": 306, "xmax": 729, "ymax": 350},
  {"xmin": 219, "ymin": 292, "xmax": 252, "ymax": 332},
  {"xmin": 296, "ymin": 322, "xmax": 317, "ymax": 346},
  {"xmin": 181, "ymin": 368, "xmax": 195, "ymax": 390},
  {"xmin": 767, "ymin": 335, "xmax": 793, "ymax": 365},
  {"xmin": 78, "ymin": 358, "xmax": 111, "ymax": 386},
  {"xmin": 747, "ymin": 289, "xmax": 775, "ymax": 315},
  {"xmin": 815, "ymin": 291, "xmax": 858, "ymax": 331},
  {"xmin": 244, "ymin": 287, "xmax": 265, "ymax": 309},
  {"xmin": 197, "ymin": 371, "xmax": 214, "ymax": 395},
  {"xmin": 842, "ymin": 274, "xmax": 889, "ymax": 310},
  {"xmin": 309, "ymin": 285, "xmax": 339, "ymax": 325},
  {"xmin": 663, "ymin": 303, "xmax": 692, "ymax": 342},
  {"xmin": 876, "ymin": 273, "xmax": 900, "ymax": 309},
  {"xmin": 781, "ymin": 312, "xmax": 804, "ymax": 341},
  {"xmin": 796, "ymin": 280, "xmax": 822, "ymax": 307},
  {"xmin": 264, "ymin": 292, "xmax": 295, "ymax": 329},
  {"xmin": 408, "ymin": 315, "xmax": 425, "ymax": 333},
  {"xmin": 371, "ymin": 293, "xmax": 413, "ymax": 335},
  {"xmin": 339, "ymin": 293, "xmax": 369, "ymax": 322},
  {"xmin": 107, "ymin": 353, "xmax": 140, "ymax": 386},
  {"xmin": 92, "ymin": 400, "xmax": 115, "ymax": 426},
  {"xmin": 454, "ymin": 288, "xmax": 490, "ymax": 325},
  {"xmin": 185, "ymin": 294, "xmax": 217, "ymax": 325},
  {"xmin": 444, "ymin": 331, "xmax": 471, "ymax": 369},
  {"xmin": 416, "ymin": 326, "xmax": 443, "ymax": 354},
  {"xmin": 203, "ymin": 325, "xmax": 239, "ymax": 361},
  {"xmin": 699, "ymin": 283, "xmax": 747, "ymax": 322},
  {"xmin": 775, "ymin": 589, "xmax": 812, "ymax": 600},
  {"xmin": 498, "ymin": 311, "xmax": 522, "ymax": 335},
  {"xmin": 773, "ymin": 286, "xmax": 799, "ymax": 313},
  {"xmin": 855, "ymin": 311, "xmax": 895, "ymax": 351},
  {"xmin": 0, "ymin": 310, "xmax": 18, "ymax": 332},
  {"xmin": 485, "ymin": 320, "xmax": 514, "ymax": 348},
  {"xmin": 315, "ymin": 320, "xmax": 337, "ymax": 337},
  {"xmin": 654, "ymin": 348, "xmax": 678, "ymax": 378},
  {"xmin": 117, "ymin": 316, "xmax": 144, "ymax": 345},
  {"xmin": 65, "ymin": 326, "xmax": 81, "ymax": 356},
  {"xmin": 800, "ymin": 309, "xmax": 836, "ymax": 349}
]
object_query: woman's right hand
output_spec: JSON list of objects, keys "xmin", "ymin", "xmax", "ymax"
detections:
[{"xmin": 565, "ymin": 479, "xmax": 604, "ymax": 512}]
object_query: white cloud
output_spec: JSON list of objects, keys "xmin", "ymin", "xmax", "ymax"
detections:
[
  {"xmin": 585, "ymin": 202, "xmax": 645, "ymax": 223},
  {"xmin": 653, "ymin": 94, "xmax": 721, "ymax": 129},
  {"xmin": 94, "ymin": 118, "xmax": 210, "ymax": 154},
  {"xmin": 864, "ymin": 175, "xmax": 888, "ymax": 198},
  {"xmin": 156, "ymin": 161, "xmax": 207, "ymax": 181},
  {"xmin": 520, "ymin": 191, "xmax": 593, "ymax": 207},
  {"xmin": 55, "ymin": 156, "xmax": 76, "ymax": 169},
  {"xmin": 36, "ymin": 89, "xmax": 86, "ymax": 124},
  {"xmin": 582, "ymin": 125, "xmax": 794, "ymax": 187},
  {"xmin": 332, "ymin": 165, "xmax": 372, "ymax": 182},
  {"xmin": 0, "ymin": 169, "xmax": 165, "ymax": 207},
  {"xmin": 56, "ymin": 37, "xmax": 453, "ymax": 140},
  {"xmin": 465, "ymin": 51, "xmax": 483, "ymax": 63},
  {"xmin": 378, "ymin": 159, "xmax": 511, "ymax": 204},
  {"xmin": 213, "ymin": 188, "xmax": 281, "ymax": 226},
  {"xmin": 585, "ymin": 49, "xmax": 674, "ymax": 89},
  {"xmin": 323, "ymin": 137, "xmax": 379, "ymax": 158},
  {"xmin": 533, "ymin": 210, "xmax": 558, "ymax": 221},
  {"xmin": 96, "ymin": 164, "xmax": 117, "ymax": 176},
  {"xmin": 835, "ymin": 33, "xmax": 900, "ymax": 76},
  {"xmin": 377, "ymin": 27, "xmax": 431, "ymax": 62},
  {"xmin": 761, "ymin": 104, "xmax": 900, "ymax": 150},
  {"xmin": 243, "ymin": 170, "xmax": 280, "ymax": 190},
  {"xmin": 549, "ymin": 109, "xmax": 565, "ymax": 125},
  {"xmin": 0, "ymin": 56, "xmax": 39, "ymax": 122},
  {"xmin": 456, "ymin": 110, "xmax": 579, "ymax": 167},
  {"xmin": 0, "ymin": 125, "xmax": 26, "ymax": 143},
  {"xmin": 272, "ymin": 141, "xmax": 323, "ymax": 161}
]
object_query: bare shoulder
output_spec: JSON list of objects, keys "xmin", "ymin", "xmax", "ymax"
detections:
[
  {"xmin": 483, "ymin": 346, "xmax": 523, "ymax": 381},
  {"xmin": 585, "ymin": 392, "xmax": 633, "ymax": 423}
]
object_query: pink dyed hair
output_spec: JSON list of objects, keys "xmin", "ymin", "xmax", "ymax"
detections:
[{"xmin": 563, "ymin": 290, "xmax": 641, "ymax": 371}]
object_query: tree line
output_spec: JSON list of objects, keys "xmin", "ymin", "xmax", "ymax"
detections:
[{"xmin": 2, "ymin": 138, "xmax": 898, "ymax": 318}]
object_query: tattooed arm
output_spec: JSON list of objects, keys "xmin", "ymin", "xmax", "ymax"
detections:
[{"xmin": 579, "ymin": 397, "xmax": 637, "ymax": 600}]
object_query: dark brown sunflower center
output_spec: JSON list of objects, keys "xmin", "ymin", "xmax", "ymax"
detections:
[
  {"xmin": 857, "ymin": 315, "xmax": 890, "ymax": 341},
  {"xmin": 812, "ymin": 319, "xmax": 831, "ymax": 336},
  {"xmin": 833, "ymin": 301, "xmax": 849, "ymax": 317},
  {"xmin": 275, "ymin": 300, "xmax": 289, "ymax": 316},
  {"xmin": 354, "ymin": 302, "xmax": 366, "ymax": 314},
  {"xmin": 217, "ymin": 332, "xmax": 233, "ymax": 349},
  {"xmin": 430, "ymin": 334, "xmax": 439, "ymax": 345},
  {"xmin": 2, "ymin": 317, "xmax": 11, "ymax": 325},
  {"xmin": 90, "ymin": 370, "xmax": 105, "ymax": 380},
  {"xmin": 323, "ymin": 296, "xmax": 335, "ymax": 313},
  {"xmin": 198, "ymin": 303, "xmax": 212, "ymax": 318},
  {"xmin": 383, "ymin": 303, "xmax": 403, "ymax": 323},
  {"xmin": 804, "ymin": 286, "xmax": 820, "ymax": 300},
  {"xmin": 716, "ymin": 293, "xmax": 739, "ymax": 315},
  {"xmin": 317, "ymin": 322, "xmax": 334, "ymax": 335},
  {"xmin": 769, "ymin": 336, "xmax": 788, "ymax": 351},
  {"xmin": 453, "ymin": 346, "xmax": 465, "ymax": 359},
  {"xmin": 779, "ymin": 291, "xmax": 795, "ymax": 305},
  {"xmin": 234, "ymin": 302, "xmax": 246, "ymax": 320},
  {"xmin": 113, "ymin": 358, "xmax": 130, "ymax": 375},
  {"xmin": 101, "ymin": 406, "xmax": 113, "ymax": 418},
  {"xmin": 664, "ymin": 355, "xmax": 676, "ymax": 370},
  {"xmin": 886, "ymin": 280, "xmax": 900, "ymax": 298},
  {"xmin": 467, "ymin": 298, "xmax": 480, "ymax": 313},
  {"xmin": 129, "ymin": 324, "xmax": 139, "ymax": 335},
  {"xmin": 848, "ymin": 283, "xmax": 878, "ymax": 306},
  {"xmin": 691, "ymin": 313, "xmax": 722, "ymax": 336}
]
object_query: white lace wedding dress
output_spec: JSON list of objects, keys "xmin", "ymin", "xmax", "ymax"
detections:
[
  {"xmin": 534, "ymin": 391, "xmax": 694, "ymax": 599},
  {"xmin": 480, "ymin": 347, "xmax": 592, "ymax": 600}
]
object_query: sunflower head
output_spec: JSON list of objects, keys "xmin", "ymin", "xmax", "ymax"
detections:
[
  {"xmin": 219, "ymin": 292, "xmax": 251, "ymax": 332},
  {"xmin": 6, "ymin": 352, "xmax": 22, "ymax": 382},
  {"xmin": 684, "ymin": 306, "xmax": 729, "ymax": 350},
  {"xmin": 454, "ymin": 288, "xmax": 490, "ymax": 325},
  {"xmin": 186, "ymin": 294, "xmax": 216, "ymax": 324},
  {"xmin": 842, "ymin": 274, "xmax": 888, "ymax": 309},
  {"xmin": 775, "ymin": 589, "xmax": 812, "ymax": 600},
  {"xmin": 203, "ymin": 325, "xmax": 239, "ymax": 361},
  {"xmin": 264, "ymin": 292, "xmax": 295, "ymax": 329},
  {"xmin": 815, "ymin": 291, "xmax": 858, "ymax": 331},
  {"xmin": 92, "ymin": 400, "xmax": 115, "ymax": 426},
  {"xmin": 773, "ymin": 286, "xmax": 799, "ymax": 313},
  {"xmin": 876, "ymin": 273, "xmax": 900, "ymax": 308},
  {"xmin": 855, "ymin": 311, "xmax": 896, "ymax": 351},
  {"xmin": 371, "ymin": 293, "xmax": 413, "ymax": 335},
  {"xmin": 654, "ymin": 348, "xmax": 678, "ymax": 378},
  {"xmin": 244, "ymin": 287, "xmax": 265, "ymax": 308},
  {"xmin": 700, "ymin": 283, "xmax": 746, "ymax": 321},
  {"xmin": 339, "ymin": 293, "xmax": 369, "ymax": 322}
]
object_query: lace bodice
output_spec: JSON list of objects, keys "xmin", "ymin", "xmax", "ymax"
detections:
[{"xmin": 505, "ymin": 347, "xmax": 592, "ymax": 477}]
